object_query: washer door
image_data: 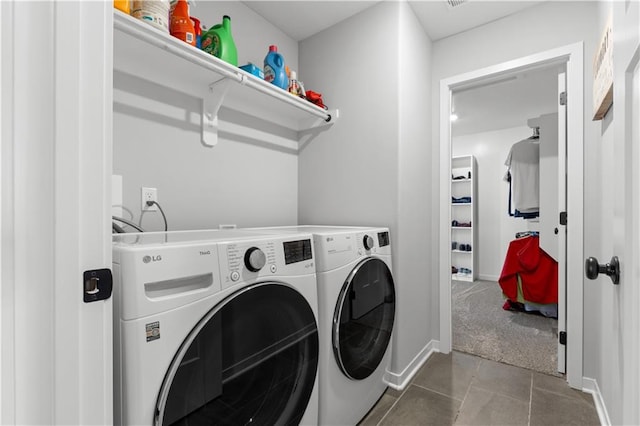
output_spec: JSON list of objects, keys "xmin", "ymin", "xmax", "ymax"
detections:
[
  {"xmin": 333, "ymin": 257, "xmax": 396, "ymax": 380},
  {"xmin": 155, "ymin": 282, "xmax": 318, "ymax": 426}
]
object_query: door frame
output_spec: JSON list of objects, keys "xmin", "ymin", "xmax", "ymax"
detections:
[
  {"xmin": 1, "ymin": 1, "xmax": 113, "ymax": 423},
  {"xmin": 438, "ymin": 42, "xmax": 584, "ymax": 388}
]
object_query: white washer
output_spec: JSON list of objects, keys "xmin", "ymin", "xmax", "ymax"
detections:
[
  {"xmin": 249, "ymin": 226, "xmax": 396, "ymax": 425},
  {"xmin": 112, "ymin": 229, "xmax": 320, "ymax": 426}
]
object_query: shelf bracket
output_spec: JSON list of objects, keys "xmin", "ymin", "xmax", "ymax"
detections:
[{"xmin": 202, "ymin": 79, "xmax": 234, "ymax": 147}]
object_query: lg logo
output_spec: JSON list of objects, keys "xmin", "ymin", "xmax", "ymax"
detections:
[{"xmin": 143, "ymin": 255, "xmax": 162, "ymax": 263}]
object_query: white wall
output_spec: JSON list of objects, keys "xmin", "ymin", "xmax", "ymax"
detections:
[
  {"xmin": 299, "ymin": 1, "xmax": 434, "ymax": 379},
  {"xmin": 113, "ymin": 1, "xmax": 300, "ymax": 231},
  {"xmin": 453, "ymin": 126, "xmax": 534, "ymax": 281},
  {"xmin": 589, "ymin": 1, "xmax": 640, "ymax": 424}
]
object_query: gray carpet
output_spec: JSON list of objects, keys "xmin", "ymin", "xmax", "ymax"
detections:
[{"xmin": 452, "ymin": 279, "xmax": 560, "ymax": 376}]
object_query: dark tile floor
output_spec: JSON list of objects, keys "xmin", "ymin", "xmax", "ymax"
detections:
[{"xmin": 359, "ymin": 351, "xmax": 600, "ymax": 426}]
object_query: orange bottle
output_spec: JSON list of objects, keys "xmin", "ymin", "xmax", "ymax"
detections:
[
  {"xmin": 113, "ymin": 0, "xmax": 130, "ymax": 14},
  {"xmin": 170, "ymin": 0, "xmax": 196, "ymax": 47}
]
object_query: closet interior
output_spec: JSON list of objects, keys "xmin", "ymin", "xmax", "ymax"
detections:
[{"xmin": 449, "ymin": 65, "xmax": 564, "ymax": 376}]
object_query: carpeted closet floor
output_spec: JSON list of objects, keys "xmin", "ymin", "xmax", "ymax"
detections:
[{"xmin": 452, "ymin": 279, "xmax": 560, "ymax": 376}]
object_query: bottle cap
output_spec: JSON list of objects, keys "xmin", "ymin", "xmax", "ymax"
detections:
[
  {"xmin": 290, "ymin": 71, "xmax": 297, "ymax": 80},
  {"xmin": 269, "ymin": 45, "xmax": 277, "ymax": 52}
]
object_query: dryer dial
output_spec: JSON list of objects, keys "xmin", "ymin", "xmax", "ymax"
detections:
[
  {"xmin": 363, "ymin": 235, "xmax": 375, "ymax": 251},
  {"xmin": 244, "ymin": 247, "xmax": 266, "ymax": 272}
]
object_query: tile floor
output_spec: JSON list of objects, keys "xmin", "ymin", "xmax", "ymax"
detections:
[{"xmin": 359, "ymin": 351, "xmax": 600, "ymax": 426}]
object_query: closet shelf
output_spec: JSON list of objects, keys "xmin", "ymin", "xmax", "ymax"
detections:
[
  {"xmin": 452, "ymin": 226, "xmax": 472, "ymax": 230},
  {"xmin": 451, "ymin": 203, "xmax": 472, "ymax": 206},
  {"xmin": 113, "ymin": 10, "xmax": 338, "ymax": 147},
  {"xmin": 452, "ymin": 249, "xmax": 473, "ymax": 254},
  {"xmin": 452, "ymin": 178, "xmax": 472, "ymax": 183},
  {"xmin": 452, "ymin": 273, "xmax": 473, "ymax": 282}
]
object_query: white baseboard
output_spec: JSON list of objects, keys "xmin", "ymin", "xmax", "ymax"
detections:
[
  {"xmin": 582, "ymin": 377, "xmax": 610, "ymax": 426},
  {"xmin": 478, "ymin": 274, "xmax": 499, "ymax": 282},
  {"xmin": 384, "ymin": 340, "xmax": 439, "ymax": 391}
]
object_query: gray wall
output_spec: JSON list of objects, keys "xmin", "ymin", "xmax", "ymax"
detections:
[
  {"xmin": 299, "ymin": 1, "xmax": 434, "ymax": 376},
  {"xmin": 113, "ymin": 1, "xmax": 300, "ymax": 231}
]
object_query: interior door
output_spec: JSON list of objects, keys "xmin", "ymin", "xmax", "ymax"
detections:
[{"xmin": 556, "ymin": 71, "xmax": 567, "ymax": 374}]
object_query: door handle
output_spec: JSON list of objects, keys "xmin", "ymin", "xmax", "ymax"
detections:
[{"xmin": 585, "ymin": 256, "xmax": 620, "ymax": 285}]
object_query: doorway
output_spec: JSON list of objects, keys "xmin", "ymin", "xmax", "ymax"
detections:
[
  {"xmin": 438, "ymin": 43, "xmax": 584, "ymax": 388},
  {"xmin": 449, "ymin": 65, "xmax": 562, "ymax": 376}
]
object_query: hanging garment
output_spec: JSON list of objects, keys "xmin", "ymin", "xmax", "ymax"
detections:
[
  {"xmin": 498, "ymin": 235, "xmax": 557, "ymax": 305},
  {"xmin": 504, "ymin": 138, "xmax": 540, "ymax": 217}
]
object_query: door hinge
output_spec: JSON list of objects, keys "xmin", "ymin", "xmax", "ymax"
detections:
[
  {"xmin": 560, "ymin": 211, "xmax": 567, "ymax": 225},
  {"xmin": 559, "ymin": 91, "xmax": 567, "ymax": 106},
  {"xmin": 559, "ymin": 331, "xmax": 567, "ymax": 345}
]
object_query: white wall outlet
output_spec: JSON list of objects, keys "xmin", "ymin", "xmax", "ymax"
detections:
[{"xmin": 141, "ymin": 187, "xmax": 158, "ymax": 211}]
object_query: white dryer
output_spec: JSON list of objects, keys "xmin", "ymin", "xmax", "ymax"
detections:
[
  {"xmin": 249, "ymin": 226, "xmax": 396, "ymax": 425},
  {"xmin": 112, "ymin": 229, "xmax": 320, "ymax": 426}
]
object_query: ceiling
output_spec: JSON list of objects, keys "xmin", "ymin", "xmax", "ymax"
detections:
[
  {"xmin": 451, "ymin": 65, "xmax": 561, "ymax": 137},
  {"xmin": 242, "ymin": 1, "xmax": 547, "ymax": 42}
]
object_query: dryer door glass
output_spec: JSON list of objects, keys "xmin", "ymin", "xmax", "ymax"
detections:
[
  {"xmin": 333, "ymin": 257, "xmax": 396, "ymax": 380},
  {"xmin": 155, "ymin": 283, "xmax": 319, "ymax": 426}
]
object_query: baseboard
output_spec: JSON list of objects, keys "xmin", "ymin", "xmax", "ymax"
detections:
[
  {"xmin": 478, "ymin": 274, "xmax": 499, "ymax": 282},
  {"xmin": 384, "ymin": 340, "xmax": 439, "ymax": 390},
  {"xmin": 582, "ymin": 377, "xmax": 610, "ymax": 426}
]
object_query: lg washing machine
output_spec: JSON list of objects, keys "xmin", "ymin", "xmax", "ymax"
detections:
[{"xmin": 112, "ymin": 229, "xmax": 319, "ymax": 425}]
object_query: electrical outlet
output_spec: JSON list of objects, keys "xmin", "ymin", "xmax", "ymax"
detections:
[{"xmin": 141, "ymin": 187, "xmax": 158, "ymax": 211}]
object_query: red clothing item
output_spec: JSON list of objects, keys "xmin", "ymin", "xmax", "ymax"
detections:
[{"xmin": 498, "ymin": 236, "xmax": 558, "ymax": 305}]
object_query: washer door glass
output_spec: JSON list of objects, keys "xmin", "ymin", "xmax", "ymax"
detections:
[
  {"xmin": 155, "ymin": 283, "xmax": 319, "ymax": 426},
  {"xmin": 333, "ymin": 257, "xmax": 396, "ymax": 380}
]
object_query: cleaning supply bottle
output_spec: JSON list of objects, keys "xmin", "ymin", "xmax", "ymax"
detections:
[
  {"xmin": 201, "ymin": 15, "xmax": 238, "ymax": 66},
  {"xmin": 264, "ymin": 45, "xmax": 287, "ymax": 90},
  {"xmin": 131, "ymin": 0, "xmax": 170, "ymax": 33},
  {"xmin": 113, "ymin": 0, "xmax": 130, "ymax": 14},
  {"xmin": 288, "ymin": 70, "xmax": 302, "ymax": 97},
  {"xmin": 190, "ymin": 16, "xmax": 202, "ymax": 49},
  {"xmin": 169, "ymin": 0, "xmax": 195, "ymax": 47}
]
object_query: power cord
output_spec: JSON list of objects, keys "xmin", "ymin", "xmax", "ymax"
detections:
[
  {"xmin": 140, "ymin": 200, "xmax": 168, "ymax": 232},
  {"xmin": 112, "ymin": 216, "xmax": 145, "ymax": 233}
]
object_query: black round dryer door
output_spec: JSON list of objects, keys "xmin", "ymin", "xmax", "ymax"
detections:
[
  {"xmin": 155, "ymin": 282, "xmax": 319, "ymax": 426},
  {"xmin": 333, "ymin": 257, "xmax": 396, "ymax": 380}
]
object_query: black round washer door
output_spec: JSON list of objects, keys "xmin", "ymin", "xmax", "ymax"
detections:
[
  {"xmin": 333, "ymin": 257, "xmax": 396, "ymax": 380},
  {"xmin": 155, "ymin": 282, "xmax": 319, "ymax": 426}
]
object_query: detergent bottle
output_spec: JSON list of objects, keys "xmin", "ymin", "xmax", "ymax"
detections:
[
  {"xmin": 201, "ymin": 15, "xmax": 238, "ymax": 66},
  {"xmin": 113, "ymin": 0, "xmax": 130, "ymax": 14},
  {"xmin": 264, "ymin": 45, "xmax": 287, "ymax": 90},
  {"xmin": 169, "ymin": 0, "xmax": 196, "ymax": 47},
  {"xmin": 190, "ymin": 16, "xmax": 202, "ymax": 49}
]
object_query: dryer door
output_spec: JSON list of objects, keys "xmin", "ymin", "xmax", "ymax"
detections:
[
  {"xmin": 333, "ymin": 257, "xmax": 396, "ymax": 380},
  {"xmin": 155, "ymin": 282, "xmax": 318, "ymax": 426}
]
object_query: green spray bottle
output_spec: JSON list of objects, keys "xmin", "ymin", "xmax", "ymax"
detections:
[{"xmin": 201, "ymin": 15, "xmax": 238, "ymax": 66}]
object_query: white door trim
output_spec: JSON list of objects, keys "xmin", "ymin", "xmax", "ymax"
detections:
[
  {"xmin": 438, "ymin": 42, "xmax": 584, "ymax": 388},
  {"xmin": 1, "ymin": 2, "xmax": 113, "ymax": 423}
]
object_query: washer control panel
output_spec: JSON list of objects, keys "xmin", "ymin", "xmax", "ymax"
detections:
[{"xmin": 219, "ymin": 236, "xmax": 314, "ymax": 288}]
